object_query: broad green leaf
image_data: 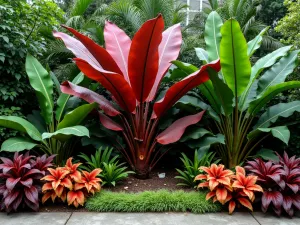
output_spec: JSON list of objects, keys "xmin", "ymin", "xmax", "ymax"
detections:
[
  {"xmin": 171, "ymin": 60, "xmax": 198, "ymax": 73},
  {"xmin": 198, "ymin": 80, "xmax": 221, "ymax": 114},
  {"xmin": 255, "ymin": 148, "xmax": 279, "ymax": 161},
  {"xmin": 57, "ymin": 103, "xmax": 97, "ymax": 130},
  {"xmin": 205, "ymin": 11, "xmax": 223, "ymax": 62},
  {"xmin": 1, "ymin": 137, "xmax": 38, "ymax": 152},
  {"xmin": 186, "ymin": 134, "xmax": 225, "ymax": 150},
  {"xmin": 247, "ymin": 27, "xmax": 269, "ymax": 57},
  {"xmin": 175, "ymin": 95, "xmax": 220, "ymax": 122},
  {"xmin": 257, "ymin": 50, "xmax": 300, "ymax": 96},
  {"xmin": 50, "ymin": 71, "xmax": 61, "ymax": 94},
  {"xmin": 208, "ymin": 68, "xmax": 234, "ymax": 115},
  {"xmin": 248, "ymin": 126, "xmax": 290, "ymax": 145},
  {"xmin": 220, "ymin": 19, "xmax": 251, "ymax": 97},
  {"xmin": 239, "ymin": 80, "xmax": 258, "ymax": 112},
  {"xmin": 248, "ymin": 81, "xmax": 300, "ymax": 115},
  {"xmin": 180, "ymin": 127, "xmax": 213, "ymax": 142},
  {"xmin": 0, "ymin": 116, "xmax": 42, "ymax": 141},
  {"xmin": 253, "ymin": 101, "xmax": 300, "ymax": 129},
  {"xmin": 27, "ymin": 110, "xmax": 47, "ymax": 133},
  {"xmin": 55, "ymin": 72, "xmax": 84, "ymax": 122},
  {"xmin": 42, "ymin": 125, "xmax": 89, "ymax": 142},
  {"xmin": 195, "ymin": 48, "xmax": 209, "ymax": 64},
  {"xmin": 26, "ymin": 54, "xmax": 54, "ymax": 124}
]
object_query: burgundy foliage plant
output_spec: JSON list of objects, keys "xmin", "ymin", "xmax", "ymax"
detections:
[
  {"xmin": 0, "ymin": 152, "xmax": 55, "ymax": 212},
  {"xmin": 54, "ymin": 15, "xmax": 221, "ymax": 178},
  {"xmin": 245, "ymin": 152, "xmax": 300, "ymax": 217}
]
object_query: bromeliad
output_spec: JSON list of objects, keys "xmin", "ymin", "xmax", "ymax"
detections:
[{"xmin": 55, "ymin": 15, "xmax": 220, "ymax": 178}]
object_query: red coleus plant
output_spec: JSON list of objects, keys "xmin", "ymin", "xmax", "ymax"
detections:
[
  {"xmin": 195, "ymin": 164, "xmax": 263, "ymax": 214},
  {"xmin": 245, "ymin": 152, "xmax": 300, "ymax": 217},
  {"xmin": 54, "ymin": 15, "xmax": 221, "ymax": 178},
  {"xmin": 41, "ymin": 158, "xmax": 101, "ymax": 208},
  {"xmin": 0, "ymin": 152, "xmax": 55, "ymax": 212}
]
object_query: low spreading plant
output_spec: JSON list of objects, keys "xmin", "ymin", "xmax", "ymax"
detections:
[
  {"xmin": 0, "ymin": 152, "xmax": 55, "ymax": 212},
  {"xmin": 195, "ymin": 164, "xmax": 263, "ymax": 214},
  {"xmin": 55, "ymin": 15, "xmax": 220, "ymax": 178},
  {"xmin": 245, "ymin": 152, "xmax": 300, "ymax": 217},
  {"xmin": 79, "ymin": 147, "xmax": 134, "ymax": 186},
  {"xmin": 175, "ymin": 151, "xmax": 220, "ymax": 188},
  {"xmin": 41, "ymin": 158, "xmax": 101, "ymax": 208},
  {"xmin": 0, "ymin": 55, "xmax": 94, "ymax": 165}
]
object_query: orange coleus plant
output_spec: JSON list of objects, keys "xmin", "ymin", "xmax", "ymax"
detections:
[
  {"xmin": 195, "ymin": 164, "xmax": 263, "ymax": 214},
  {"xmin": 41, "ymin": 158, "xmax": 102, "ymax": 207}
]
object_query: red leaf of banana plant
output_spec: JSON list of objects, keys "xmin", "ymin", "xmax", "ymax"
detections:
[
  {"xmin": 74, "ymin": 58, "xmax": 136, "ymax": 113},
  {"xmin": 57, "ymin": 25, "xmax": 122, "ymax": 74},
  {"xmin": 153, "ymin": 60, "xmax": 221, "ymax": 118},
  {"xmin": 104, "ymin": 21, "xmax": 131, "ymax": 83},
  {"xmin": 128, "ymin": 14, "xmax": 164, "ymax": 102},
  {"xmin": 147, "ymin": 23, "xmax": 182, "ymax": 101},
  {"xmin": 156, "ymin": 111, "xmax": 205, "ymax": 145},
  {"xmin": 99, "ymin": 112, "xmax": 123, "ymax": 131},
  {"xmin": 61, "ymin": 81, "xmax": 120, "ymax": 117}
]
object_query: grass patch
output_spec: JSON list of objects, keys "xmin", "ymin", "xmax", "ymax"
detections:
[{"xmin": 86, "ymin": 189, "xmax": 221, "ymax": 213}]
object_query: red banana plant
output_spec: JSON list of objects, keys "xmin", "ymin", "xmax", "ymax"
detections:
[{"xmin": 54, "ymin": 15, "xmax": 221, "ymax": 178}]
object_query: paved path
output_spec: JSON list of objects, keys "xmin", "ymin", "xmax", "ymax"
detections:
[{"xmin": 0, "ymin": 212, "xmax": 299, "ymax": 225}]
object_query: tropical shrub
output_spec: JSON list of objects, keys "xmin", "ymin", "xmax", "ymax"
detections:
[
  {"xmin": 54, "ymin": 15, "xmax": 221, "ymax": 178},
  {"xmin": 175, "ymin": 151, "xmax": 220, "ymax": 188},
  {"xmin": 196, "ymin": 164, "xmax": 263, "ymax": 214},
  {"xmin": 42, "ymin": 158, "xmax": 101, "ymax": 208},
  {"xmin": 173, "ymin": 11, "xmax": 300, "ymax": 168},
  {"xmin": 245, "ymin": 152, "xmax": 300, "ymax": 216},
  {"xmin": 0, "ymin": 55, "xmax": 94, "ymax": 165},
  {"xmin": 79, "ymin": 147, "xmax": 134, "ymax": 186},
  {"xmin": 0, "ymin": 152, "xmax": 55, "ymax": 212}
]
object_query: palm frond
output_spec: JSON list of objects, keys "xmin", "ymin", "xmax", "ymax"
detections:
[{"xmin": 69, "ymin": 0, "xmax": 94, "ymax": 17}]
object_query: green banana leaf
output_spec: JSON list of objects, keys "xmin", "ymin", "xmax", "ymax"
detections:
[
  {"xmin": 204, "ymin": 11, "xmax": 223, "ymax": 62},
  {"xmin": 220, "ymin": 19, "xmax": 251, "ymax": 97},
  {"xmin": 42, "ymin": 125, "xmax": 89, "ymax": 142},
  {"xmin": 195, "ymin": 48, "xmax": 209, "ymax": 64},
  {"xmin": 247, "ymin": 27, "xmax": 269, "ymax": 57},
  {"xmin": 248, "ymin": 126, "xmax": 290, "ymax": 145},
  {"xmin": 26, "ymin": 54, "xmax": 54, "ymax": 124},
  {"xmin": 180, "ymin": 127, "xmax": 213, "ymax": 142},
  {"xmin": 0, "ymin": 116, "xmax": 42, "ymax": 141},
  {"xmin": 57, "ymin": 103, "xmax": 97, "ymax": 130},
  {"xmin": 1, "ymin": 136, "xmax": 38, "ymax": 152}
]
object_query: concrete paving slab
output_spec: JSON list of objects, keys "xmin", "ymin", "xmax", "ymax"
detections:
[
  {"xmin": 0, "ymin": 212, "xmax": 72, "ymax": 225},
  {"xmin": 252, "ymin": 212, "xmax": 300, "ymax": 225},
  {"xmin": 67, "ymin": 212, "xmax": 259, "ymax": 225}
]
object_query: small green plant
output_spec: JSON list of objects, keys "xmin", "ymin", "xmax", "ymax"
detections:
[
  {"xmin": 78, "ymin": 147, "xmax": 134, "ymax": 186},
  {"xmin": 175, "ymin": 151, "xmax": 220, "ymax": 188}
]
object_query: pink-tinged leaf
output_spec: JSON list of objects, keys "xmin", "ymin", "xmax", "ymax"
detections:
[
  {"xmin": 104, "ymin": 21, "xmax": 131, "ymax": 83},
  {"xmin": 287, "ymin": 183, "xmax": 299, "ymax": 194},
  {"xmin": 128, "ymin": 15, "xmax": 164, "ymax": 102},
  {"xmin": 99, "ymin": 112, "xmax": 123, "ymax": 131},
  {"xmin": 56, "ymin": 25, "xmax": 122, "ymax": 74},
  {"xmin": 156, "ymin": 111, "xmax": 205, "ymax": 145},
  {"xmin": 262, "ymin": 191, "xmax": 283, "ymax": 209},
  {"xmin": 4, "ymin": 190, "xmax": 20, "ymax": 208},
  {"xmin": 24, "ymin": 186, "xmax": 38, "ymax": 204},
  {"xmin": 153, "ymin": 60, "xmax": 221, "ymax": 118},
  {"xmin": 20, "ymin": 178, "xmax": 33, "ymax": 188},
  {"xmin": 293, "ymin": 195, "xmax": 300, "ymax": 210},
  {"xmin": 61, "ymin": 81, "xmax": 120, "ymax": 116},
  {"xmin": 6, "ymin": 177, "xmax": 21, "ymax": 191},
  {"xmin": 147, "ymin": 23, "xmax": 182, "ymax": 101},
  {"xmin": 283, "ymin": 195, "xmax": 293, "ymax": 216},
  {"xmin": 74, "ymin": 58, "xmax": 136, "ymax": 113}
]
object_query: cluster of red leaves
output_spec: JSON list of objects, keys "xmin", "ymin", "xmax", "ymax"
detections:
[
  {"xmin": 0, "ymin": 153, "xmax": 55, "ymax": 212},
  {"xmin": 195, "ymin": 164, "xmax": 263, "ymax": 214},
  {"xmin": 245, "ymin": 152, "xmax": 300, "ymax": 217},
  {"xmin": 41, "ymin": 158, "xmax": 101, "ymax": 208}
]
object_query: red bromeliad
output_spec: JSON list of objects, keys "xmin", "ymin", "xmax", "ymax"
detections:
[
  {"xmin": 196, "ymin": 164, "xmax": 263, "ymax": 214},
  {"xmin": 54, "ymin": 15, "xmax": 221, "ymax": 178}
]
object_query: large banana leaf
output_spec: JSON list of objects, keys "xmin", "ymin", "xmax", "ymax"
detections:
[
  {"xmin": 57, "ymin": 103, "xmax": 97, "ymax": 130},
  {"xmin": 180, "ymin": 127, "xmax": 213, "ymax": 142},
  {"xmin": 1, "ymin": 137, "xmax": 38, "ymax": 152},
  {"xmin": 195, "ymin": 48, "xmax": 209, "ymax": 64},
  {"xmin": 220, "ymin": 19, "xmax": 251, "ymax": 97},
  {"xmin": 248, "ymin": 126, "xmax": 290, "ymax": 145},
  {"xmin": 0, "ymin": 116, "xmax": 42, "ymax": 141},
  {"xmin": 257, "ymin": 50, "xmax": 300, "ymax": 96},
  {"xmin": 239, "ymin": 80, "xmax": 258, "ymax": 112},
  {"xmin": 247, "ymin": 27, "xmax": 269, "ymax": 57},
  {"xmin": 185, "ymin": 134, "xmax": 225, "ymax": 152},
  {"xmin": 55, "ymin": 72, "xmax": 84, "ymax": 122},
  {"xmin": 208, "ymin": 68, "xmax": 234, "ymax": 115},
  {"xmin": 42, "ymin": 125, "xmax": 89, "ymax": 142},
  {"xmin": 248, "ymin": 81, "xmax": 300, "ymax": 115},
  {"xmin": 253, "ymin": 101, "xmax": 300, "ymax": 129},
  {"xmin": 26, "ymin": 54, "xmax": 54, "ymax": 124},
  {"xmin": 204, "ymin": 11, "xmax": 223, "ymax": 62}
]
